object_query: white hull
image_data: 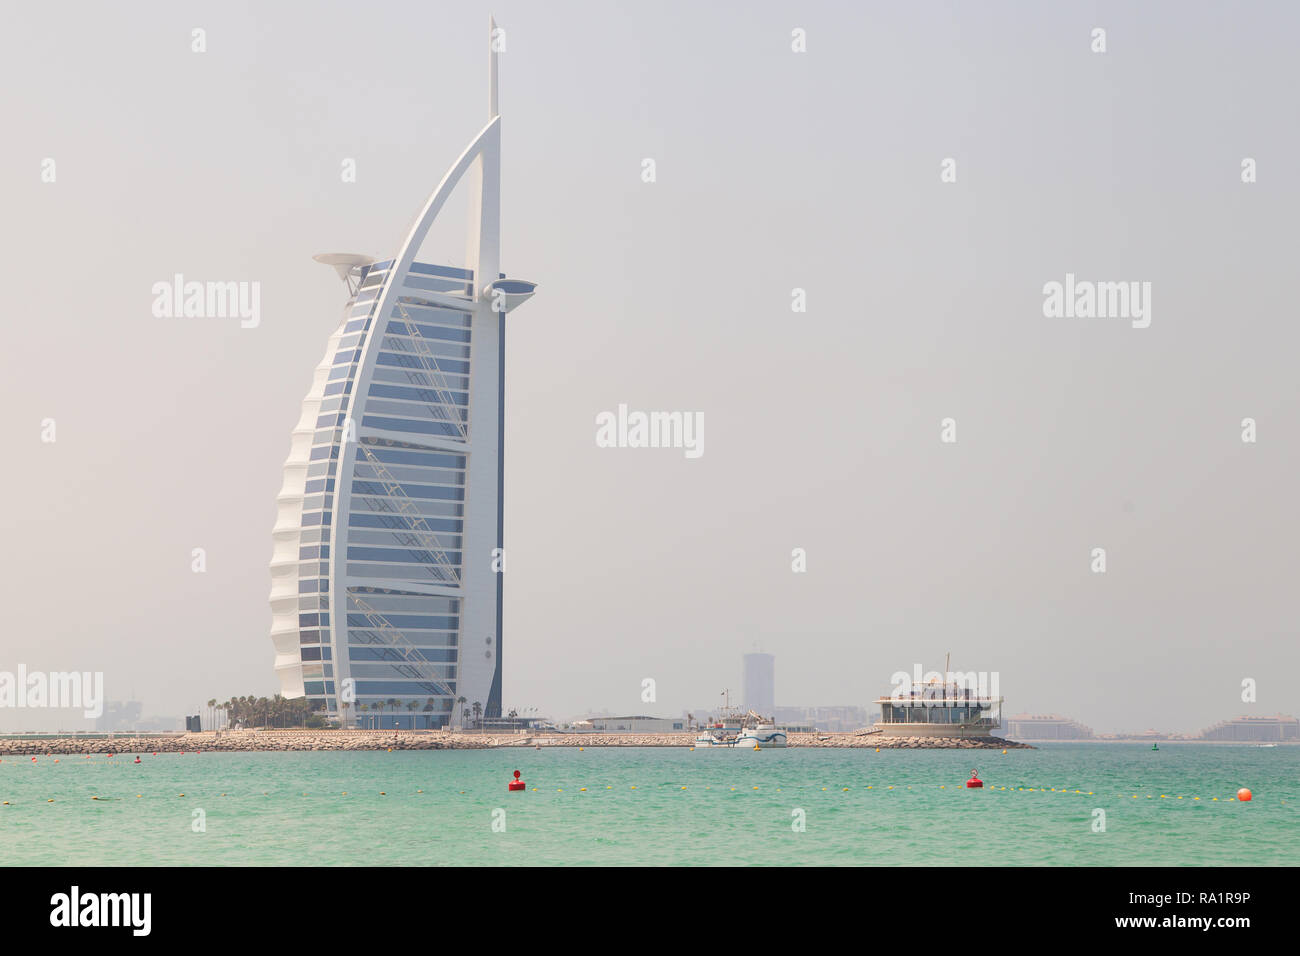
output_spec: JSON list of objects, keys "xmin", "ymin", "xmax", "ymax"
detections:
[
  {"xmin": 738, "ymin": 729, "xmax": 787, "ymax": 748},
  {"xmin": 693, "ymin": 728, "xmax": 787, "ymax": 749}
]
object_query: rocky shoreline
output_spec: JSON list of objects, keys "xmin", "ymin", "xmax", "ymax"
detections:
[{"xmin": 0, "ymin": 730, "xmax": 1031, "ymax": 754}]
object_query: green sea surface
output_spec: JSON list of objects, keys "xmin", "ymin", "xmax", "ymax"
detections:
[{"xmin": 1, "ymin": 743, "xmax": 1295, "ymax": 865}]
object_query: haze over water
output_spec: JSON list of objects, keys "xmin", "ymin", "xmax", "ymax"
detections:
[{"xmin": 2, "ymin": 745, "xmax": 1295, "ymax": 865}]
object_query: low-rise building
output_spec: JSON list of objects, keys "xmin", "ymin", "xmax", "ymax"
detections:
[
  {"xmin": 1198, "ymin": 713, "xmax": 1298, "ymax": 742},
  {"xmin": 578, "ymin": 715, "xmax": 685, "ymax": 733},
  {"xmin": 1005, "ymin": 713, "xmax": 1095, "ymax": 740}
]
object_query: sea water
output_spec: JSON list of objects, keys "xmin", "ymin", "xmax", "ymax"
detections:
[{"xmin": 1, "ymin": 743, "xmax": 1295, "ymax": 865}]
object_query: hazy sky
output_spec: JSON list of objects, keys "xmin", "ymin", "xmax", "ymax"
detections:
[{"xmin": 3, "ymin": 1, "xmax": 1297, "ymax": 733}]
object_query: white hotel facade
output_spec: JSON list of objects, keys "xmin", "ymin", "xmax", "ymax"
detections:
[{"xmin": 269, "ymin": 19, "xmax": 534, "ymax": 728}]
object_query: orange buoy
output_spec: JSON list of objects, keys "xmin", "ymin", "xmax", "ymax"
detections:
[
  {"xmin": 1237, "ymin": 788, "xmax": 1252, "ymax": 802},
  {"xmin": 966, "ymin": 769, "xmax": 983, "ymax": 789},
  {"xmin": 508, "ymin": 769, "xmax": 526, "ymax": 792}
]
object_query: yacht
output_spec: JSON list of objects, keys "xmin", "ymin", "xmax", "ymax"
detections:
[{"xmin": 693, "ymin": 692, "xmax": 787, "ymax": 748}]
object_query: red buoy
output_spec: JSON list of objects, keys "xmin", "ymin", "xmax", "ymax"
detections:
[
  {"xmin": 1237, "ymin": 788, "xmax": 1252, "ymax": 802},
  {"xmin": 508, "ymin": 769, "xmax": 526, "ymax": 792},
  {"xmin": 966, "ymin": 769, "xmax": 983, "ymax": 789}
]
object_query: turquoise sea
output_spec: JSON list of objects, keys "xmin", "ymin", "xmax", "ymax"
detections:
[{"xmin": 1, "ymin": 744, "xmax": 1295, "ymax": 865}]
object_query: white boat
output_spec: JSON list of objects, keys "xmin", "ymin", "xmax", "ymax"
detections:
[
  {"xmin": 738, "ymin": 720, "xmax": 788, "ymax": 749},
  {"xmin": 693, "ymin": 692, "xmax": 786, "ymax": 748}
]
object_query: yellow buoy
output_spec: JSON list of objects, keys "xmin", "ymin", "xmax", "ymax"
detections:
[{"xmin": 581, "ymin": 788, "xmax": 587, "ymax": 792}]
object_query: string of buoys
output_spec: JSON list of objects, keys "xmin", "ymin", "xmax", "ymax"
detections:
[
  {"xmin": 3, "ymin": 761, "xmax": 1264, "ymax": 802},
  {"xmin": 2, "ymin": 764, "xmax": 1262, "ymax": 806}
]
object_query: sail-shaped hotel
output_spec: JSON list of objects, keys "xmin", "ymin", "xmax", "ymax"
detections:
[{"xmin": 269, "ymin": 18, "xmax": 535, "ymax": 729}]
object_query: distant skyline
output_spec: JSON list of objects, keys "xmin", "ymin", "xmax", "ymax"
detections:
[{"xmin": 4, "ymin": 1, "xmax": 1298, "ymax": 735}]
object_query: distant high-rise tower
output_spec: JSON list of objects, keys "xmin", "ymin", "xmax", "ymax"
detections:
[
  {"xmin": 742, "ymin": 653, "xmax": 775, "ymax": 714},
  {"xmin": 269, "ymin": 17, "xmax": 536, "ymax": 728}
]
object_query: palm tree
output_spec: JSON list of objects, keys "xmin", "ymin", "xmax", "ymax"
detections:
[
  {"xmin": 456, "ymin": 696, "xmax": 467, "ymax": 728},
  {"xmin": 406, "ymin": 700, "xmax": 418, "ymax": 729},
  {"xmin": 472, "ymin": 701, "xmax": 482, "ymax": 729},
  {"xmin": 341, "ymin": 701, "xmax": 351, "ymax": 729},
  {"xmin": 359, "ymin": 703, "xmax": 370, "ymax": 729},
  {"xmin": 371, "ymin": 700, "xmax": 383, "ymax": 729},
  {"xmin": 207, "ymin": 698, "xmax": 217, "ymax": 731}
]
